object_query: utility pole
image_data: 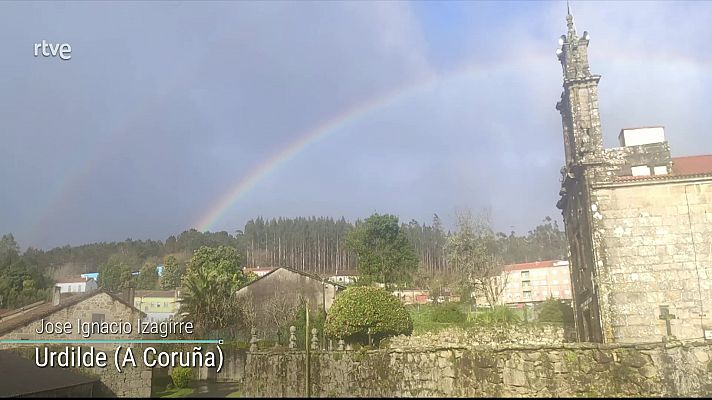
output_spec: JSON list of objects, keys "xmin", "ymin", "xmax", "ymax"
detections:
[{"xmin": 305, "ymin": 303, "xmax": 311, "ymax": 398}]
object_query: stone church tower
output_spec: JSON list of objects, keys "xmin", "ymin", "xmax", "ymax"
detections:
[{"xmin": 556, "ymin": 10, "xmax": 712, "ymax": 343}]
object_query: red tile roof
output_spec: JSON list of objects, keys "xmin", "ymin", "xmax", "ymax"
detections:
[
  {"xmin": 672, "ymin": 155, "xmax": 712, "ymax": 175},
  {"xmin": 504, "ymin": 260, "xmax": 567, "ymax": 272}
]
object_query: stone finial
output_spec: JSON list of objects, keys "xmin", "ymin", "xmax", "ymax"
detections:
[
  {"xmin": 338, "ymin": 339, "xmax": 345, "ymax": 351},
  {"xmin": 311, "ymin": 328, "xmax": 319, "ymax": 350},
  {"xmin": 289, "ymin": 325, "xmax": 297, "ymax": 349},
  {"xmin": 249, "ymin": 328, "xmax": 259, "ymax": 352}
]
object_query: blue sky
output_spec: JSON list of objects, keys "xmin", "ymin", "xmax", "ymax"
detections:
[{"xmin": 1, "ymin": 1, "xmax": 711, "ymax": 249}]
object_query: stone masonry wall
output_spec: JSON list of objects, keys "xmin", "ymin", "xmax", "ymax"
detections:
[
  {"xmin": 591, "ymin": 180, "xmax": 712, "ymax": 343},
  {"xmin": 243, "ymin": 340, "xmax": 712, "ymax": 397},
  {"xmin": 386, "ymin": 325, "xmax": 576, "ymax": 349}
]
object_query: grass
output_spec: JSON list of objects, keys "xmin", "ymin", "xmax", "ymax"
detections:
[
  {"xmin": 407, "ymin": 303, "xmax": 529, "ymax": 335},
  {"xmin": 408, "ymin": 303, "xmax": 476, "ymax": 334},
  {"xmin": 226, "ymin": 390, "xmax": 242, "ymax": 397},
  {"xmin": 155, "ymin": 387, "xmax": 195, "ymax": 398}
]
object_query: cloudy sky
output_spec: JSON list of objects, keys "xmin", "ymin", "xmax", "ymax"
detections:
[{"xmin": 1, "ymin": 1, "xmax": 711, "ymax": 250}]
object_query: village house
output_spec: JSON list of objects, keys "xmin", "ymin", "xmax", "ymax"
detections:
[
  {"xmin": 235, "ymin": 267, "xmax": 343, "ymax": 339},
  {"xmin": 133, "ymin": 289, "xmax": 181, "ymax": 322},
  {"xmin": 0, "ymin": 287, "xmax": 151, "ymax": 397},
  {"xmin": 243, "ymin": 266, "xmax": 275, "ymax": 277},
  {"xmin": 326, "ymin": 271, "xmax": 358, "ymax": 286},
  {"xmin": 392, "ymin": 289, "xmax": 430, "ymax": 305},
  {"xmin": 502, "ymin": 260, "xmax": 573, "ymax": 306},
  {"xmin": 54, "ymin": 276, "xmax": 98, "ymax": 294},
  {"xmin": 555, "ymin": 11, "xmax": 712, "ymax": 343}
]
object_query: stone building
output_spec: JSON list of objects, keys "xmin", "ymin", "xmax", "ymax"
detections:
[
  {"xmin": 0, "ymin": 288, "xmax": 151, "ymax": 397},
  {"xmin": 555, "ymin": 11, "xmax": 712, "ymax": 343},
  {"xmin": 235, "ymin": 267, "xmax": 343, "ymax": 339}
]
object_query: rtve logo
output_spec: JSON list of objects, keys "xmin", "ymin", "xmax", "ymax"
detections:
[{"xmin": 34, "ymin": 40, "xmax": 72, "ymax": 60}]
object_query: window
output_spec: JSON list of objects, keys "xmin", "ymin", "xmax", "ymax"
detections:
[
  {"xmin": 91, "ymin": 313, "xmax": 105, "ymax": 324},
  {"xmin": 523, "ymin": 291, "xmax": 532, "ymax": 300},
  {"xmin": 522, "ymin": 280, "xmax": 531, "ymax": 288},
  {"xmin": 521, "ymin": 271, "xmax": 530, "ymax": 279}
]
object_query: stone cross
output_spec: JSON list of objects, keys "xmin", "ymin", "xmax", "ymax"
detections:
[
  {"xmin": 311, "ymin": 328, "xmax": 319, "ymax": 350},
  {"xmin": 659, "ymin": 306, "xmax": 676, "ymax": 337},
  {"xmin": 249, "ymin": 327, "xmax": 259, "ymax": 352},
  {"xmin": 289, "ymin": 326, "xmax": 297, "ymax": 349}
]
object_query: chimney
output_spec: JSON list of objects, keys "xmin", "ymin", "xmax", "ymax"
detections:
[
  {"xmin": 52, "ymin": 286, "xmax": 61, "ymax": 306},
  {"xmin": 122, "ymin": 287, "xmax": 136, "ymax": 306}
]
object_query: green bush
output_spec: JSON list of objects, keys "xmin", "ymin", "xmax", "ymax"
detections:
[
  {"xmin": 171, "ymin": 366, "xmax": 193, "ymax": 389},
  {"xmin": 430, "ymin": 303, "xmax": 467, "ymax": 323},
  {"xmin": 324, "ymin": 286, "xmax": 413, "ymax": 345},
  {"xmin": 536, "ymin": 298, "xmax": 575, "ymax": 324},
  {"xmin": 472, "ymin": 306, "xmax": 521, "ymax": 324}
]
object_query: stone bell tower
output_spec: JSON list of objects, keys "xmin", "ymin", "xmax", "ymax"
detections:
[
  {"xmin": 555, "ymin": 8, "xmax": 606, "ymax": 343},
  {"xmin": 555, "ymin": 8, "xmax": 604, "ymax": 166}
]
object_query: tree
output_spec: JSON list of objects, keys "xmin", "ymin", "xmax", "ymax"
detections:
[
  {"xmin": 135, "ymin": 262, "xmax": 159, "ymax": 290},
  {"xmin": 160, "ymin": 255, "xmax": 186, "ymax": 290},
  {"xmin": 345, "ymin": 213, "xmax": 419, "ymax": 289},
  {"xmin": 179, "ymin": 246, "xmax": 251, "ymax": 336},
  {"xmin": 324, "ymin": 286, "xmax": 412, "ymax": 346},
  {"xmin": 446, "ymin": 209, "xmax": 508, "ymax": 308},
  {"xmin": 0, "ymin": 234, "xmax": 20, "ymax": 265},
  {"xmin": 98, "ymin": 256, "xmax": 133, "ymax": 292}
]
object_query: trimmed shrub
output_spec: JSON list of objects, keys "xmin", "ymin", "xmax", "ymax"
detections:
[
  {"xmin": 430, "ymin": 303, "xmax": 467, "ymax": 323},
  {"xmin": 171, "ymin": 366, "xmax": 193, "ymax": 389},
  {"xmin": 324, "ymin": 286, "xmax": 413, "ymax": 345}
]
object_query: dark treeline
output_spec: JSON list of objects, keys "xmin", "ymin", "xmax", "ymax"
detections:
[
  {"xmin": 6, "ymin": 215, "xmax": 566, "ymax": 280},
  {"xmin": 0, "ymin": 215, "xmax": 566, "ymax": 309}
]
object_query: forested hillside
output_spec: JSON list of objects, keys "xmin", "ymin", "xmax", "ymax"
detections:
[{"xmin": 0, "ymin": 214, "xmax": 566, "ymax": 309}]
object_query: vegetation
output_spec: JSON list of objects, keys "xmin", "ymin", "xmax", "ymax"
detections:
[
  {"xmin": 446, "ymin": 209, "xmax": 507, "ymax": 307},
  {"xmin": 408, "ymin": 303, "xmax": 529, "ymax": 334},
  {"xmin": 471, "ymin": 306, "xmax": 522, "ymax": 324},
  {"xmin": 0, "ymin": 214, "xmax": 565, "ymax": 310},
  {"xmin": 536, "ymin": 298, "xmax": 575, "ymax": 325},
  {"xmin": 430, "ymin": 303, "xmax": 467, "ymax": 323},
  {"xmin": 134, "ymin": 262, "xmax": 159, "ymax": 290},
  {"xmin": 325, "ymin": 286, "xmax": 413, "ymax": 345},
  {"xmin": 170, "ymin": 366, "xmax": 193, "ymax": 389},
  {"xmin": 345, "ymin": 213, "xmax": 419, "ymax": 288},
  {"xmin": 97, "ymin": 255, "xmax": 133, "ymax": 292},
  {"xmin": 0, "ymin": 234, "xmax": 51, "ymax": 308},
  {"xmin": 283, "ymin": 303, "xmax": 326, "ymax": 348},
  {"xmin": 179, "ymin": 246, "xmax": 252, "ymax": 337},
  {"xmin": 160, "ymin": 255, "xmax": 186, "ymax": 290},
  {"xmin": 157, "ymin": 387, "xmax": 194, "ymax": 398}
]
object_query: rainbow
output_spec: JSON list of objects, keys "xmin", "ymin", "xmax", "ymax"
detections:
[
  {"xmin": 194, "ymin": 56, "xmax": 554, "ymax": 232},
  {"xmin": 193, "ymin": 51, "xmax": 711, "ymax": 233}
]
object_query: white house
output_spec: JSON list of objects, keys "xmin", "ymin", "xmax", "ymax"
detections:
[{"xmin": 54, "ymin": 277, "xmax": 98, "ymax": 294}]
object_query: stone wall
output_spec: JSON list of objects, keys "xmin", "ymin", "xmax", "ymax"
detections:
[
  {"xmin": 386, "ymin": 325, "xmax": 576, "ymax": 349},
  {"xmin": 591, "ymin": 179, "xmax": 712, "ymax": 343},
  {"xmin": 242, "ymin": 340, "xmax": 712, "ymax": 397}
]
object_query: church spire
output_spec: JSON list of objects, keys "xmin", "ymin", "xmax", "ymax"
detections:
[
  {"xmin": 555, "ymin": 6, "xmax": 603, "ymax": 164},
  {"xmin": 566, "ymin": 1, "xmax": 577, "ymax": 39}
]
